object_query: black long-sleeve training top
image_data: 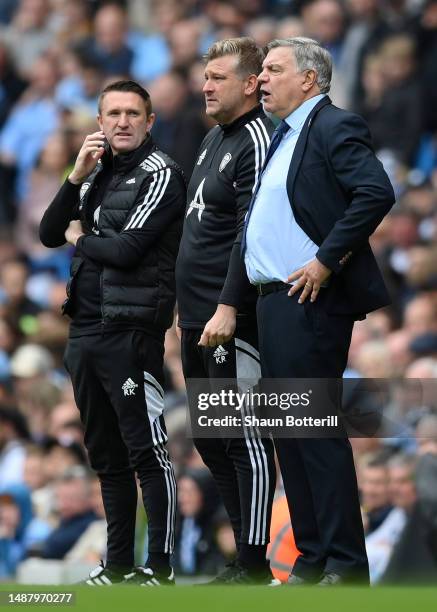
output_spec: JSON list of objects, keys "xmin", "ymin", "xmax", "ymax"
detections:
[{"xmin": 175, "ymin": 105, "xmax": 273, "ymax": 330}]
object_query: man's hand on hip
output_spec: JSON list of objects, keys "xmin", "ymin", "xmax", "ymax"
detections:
[
  {"xmin": 68, "ymin": 131, "xmax": 106, "ymax": 185},
  {"xmin": 198, "ymin": 304, "xmax": 237, "ymax": 348},
  {"xmin": 65, "ymin": 220, "xmax": 85, "ymax": 246},
  {"xmin": 286, "ymin": 258, "xmax": 332, "ymax": 303}
]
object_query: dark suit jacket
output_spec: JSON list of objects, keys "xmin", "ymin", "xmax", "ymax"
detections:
[{"xmin": 287, "ymin": 96, "xmax": 395, "ymax": 319}]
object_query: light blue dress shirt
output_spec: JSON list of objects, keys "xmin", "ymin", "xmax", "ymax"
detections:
[{"xmin": 245, "ymin": 94, "xmax": 326, "ymax": 284}]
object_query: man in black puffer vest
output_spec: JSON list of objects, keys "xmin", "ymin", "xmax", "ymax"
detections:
[{"xmin": 40, "ymin": 80, "xmax": 186, "ymax": 586}]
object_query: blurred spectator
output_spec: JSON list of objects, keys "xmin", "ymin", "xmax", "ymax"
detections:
[
  {"xmin": 0, "ymin": 42, "xmax": 27, "ymax": 131},
  {"xmin": 409, "ymin": 333, "xmax": 437, "ymax": 358},
  {"xmin": 363, "ymin": 452, "xmax": 413, "ymax": 583},
  {"xmin": 50, "ymin": 0, "xmax": 92, "ymax": 48},
  {"xmin": 403, "ymin": 293, "xmax": 437, "ymax": 337},
  {"xmin": 405, "ymin": 245, "xmax": 437, "ymax": 290},
  {"xmin": 39, "ymin": 467, "xmax": 96, "ymax": 559},
  {"xmin": 417, "ymin": 0, "xmax": 437, "ymax": 135},
  {"xmin": 404, "ymin": 357, "xmax": 437, "ymax": 424},
  {"xmin": 0, "ymin": 257, "xmax": 42, "ymax": 334},
  {"xmin": 48, "ymin": 401, "xmax": 83, "ymax": 446},
  {"xmin": 43, "ymin": 440, "xmax": 87, "ymax": 483},
  {"xmin": 0, "ymin": 483, "xmax": 51, "ymax": 578},
  {"xmin": 16, "ymin": 381, "xmax": 61, "ymax": 445},
  {"xmin": 274, "ymin": 16, "xmax": 305, "ymax": 39},
  {"xmin": 360, "ymin": 453, "xmax": 393, "ymax": 535},
  {"xmin": 0, "ymin": 0, "xmax": 55, "ymax": 78},
  {"xmin": 383, "ymin": 0, "xmax": 416, "ymax": 30},
  {"xmin": 300, "ymin": 0, "xmax": 349, "ymax": 105},
  {"xmin": 244, "ymin": 17, "xmax": 277, "ymax": 48},
  {"xmin": 28, "ymin": 286, "xmax": 70, "ymax": 361},
  {"xmin": 64, "ymin": 474, "xmax": 106, "ymax": 563},
  {"xmin": 168, "ymin": 19, "xmax": 202, "ymax": 69},
  {"xmin": 214, "ymin": 506, "xmax": 237, "ymax": 563},
  {"xmin": 9, "ymin": 344, "xmax": 55, "ymax": 416},
  {"xmin": 378, "ymin": 452, "xmax": 437, "ymax": 583},
  {"xmin": 341, "ymin": 1, "xmax": 389, "ymax": 109},
  {"xmin": 23, "ymin": 445, "xmax": 47, "ymax": 492},
  {"xmin": 0, "ymin": 313, "xmax": 19, "ymax": 349},
  {"xmin": 7, "ymin": 346, "xmax": 65, "ymax": 445},
  {"xmin": 401, "ymin": 179, "xmax": 436, "ymax": 223},
  {"xmin": 128, "ymin": 0, "xmax": 175, "ymax": 82},
  {"xmin": 15, "ymin": 134, "xmax": 71, "ymax": 267},
  {"xmin": 23, "ymin": 444, "xmax": 54, "ymax": 524},
  {"xmin": 365, "ymin": 309, "xmax": 394, "ymax": 338},
  {"xmin": 301, "ymin": 0, "xmax": 345, "ymax": 63},
  {"xmin": 77, "ymin": 2, "xmax": 133, "ymax": 76},
  {"xmin": 204, "ymin": 0, "xmax": 248, "ymax": 37},
  {"xmin": 386, "ymin": 329, "xmax": 414, "ymax": 375},
  {"xmin": 358, "ymin": 34, "xmax": 422, "ymax": 166},
  {"xmin": 354, "ymin": 339, "xmax": 396, "ymax": 378},
  {"xmin": 416, "ymin": 413, "xmax": 437, "ymax": 456},
  {"xmin": 56, "ymin": 52, "xmax": 104, "ymax": 118},
  {"xmin": 150, "ymin": 69, "xmax": 208, "ymax": 177},
  {"xmin": 415, "ymin": 415, "xmax": 437, "ymax": 557},
  {"xmin": 10, "ymin": 344, "xmax": 54, "ymax": 381},
  {"xmin": 0, "ymin": 54, "xmax": 60, "ymax": 206},
  {"xmin": 0, "ymin": 405, "xmax": 30, "ymax": 485},
  {"xmin": 164, "ymin": 324, "xmax": 186, "ymax": 401},
  {"xmin": 265, "ymin": 1, "xmax": 296, "ymax": 19},
  {"xmin": 173, "ymin": 468, "xmax": 225, "ymax": 576}
]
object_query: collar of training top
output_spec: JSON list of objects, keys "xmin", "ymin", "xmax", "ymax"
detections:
[
  {"xmin": 220, "ymin": 104, "xmax": 263, "ymax": 134},
  {"xmin": 102, "ymin": 134, "xmax": 155, "ymax": 173}
]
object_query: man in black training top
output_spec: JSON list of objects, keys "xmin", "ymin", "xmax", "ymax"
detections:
[
  {"xmin": 40, "ymin": 80, "xmax": 186, "ymax": 586},
  {"xmin": 175, "ymin": 38, "xmax": 278, "ymax": 585}
]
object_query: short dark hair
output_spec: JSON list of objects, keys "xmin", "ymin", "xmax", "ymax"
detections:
[
  {"xmin": 98, "ymin": 80, "xmax": 152, "ymax": 115},
  {"xmin": 204, "ymin": 37, "xmax": 264, "ymax": 79}
]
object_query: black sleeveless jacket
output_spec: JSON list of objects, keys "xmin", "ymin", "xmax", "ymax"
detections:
[{"xmin": 41, "ymin": 137, "xmax": 186, "ymax": 332}]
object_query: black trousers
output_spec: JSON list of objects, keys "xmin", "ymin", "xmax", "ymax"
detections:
[
  {"xmin": 64, "ymin": 330, "xmax": 176, "ymax": 567},
  {"xmin": 181, "ymin": 326, "xmax": 276, "ymax": 550},
  {"xmin": 257, "ymin": 287, "xmax": 369, "ymax": 583}
]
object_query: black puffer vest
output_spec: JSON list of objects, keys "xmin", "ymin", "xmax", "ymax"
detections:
[{"xmin": 63, "ymin": 137, "xmax": 185, "ymax": 332}]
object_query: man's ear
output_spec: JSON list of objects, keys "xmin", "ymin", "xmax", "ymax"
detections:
[
  {"xmin": 302, "ymin": 69, "xmax": 318, "ymax": 93},
  {"xmin": 146, "ymin": 112, "xmax": 156, "ymax": 132},
  {"xmin": 245, "ymin": 74, "xmax": 259, "ymax": 97},
  {"xmin": 97, "ymin": 114, "xmax": 103, "ymax": 130}
]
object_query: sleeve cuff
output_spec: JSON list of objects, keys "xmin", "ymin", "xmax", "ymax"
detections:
[
  {"xmin": 316, "ymin": 251, "xmax": 342, "ymax": 275},
  {"xmin": 65, "ymin": 178, "xmax": 82, "ymax": 191},
  {"xmin": 75, "ymin": 235, "xmax": 86, "ymax": 253}
]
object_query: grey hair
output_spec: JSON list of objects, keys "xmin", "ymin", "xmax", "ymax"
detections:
[{"xmin": 266, "ymin": 37, "xmax": 332, "ymax": 94}]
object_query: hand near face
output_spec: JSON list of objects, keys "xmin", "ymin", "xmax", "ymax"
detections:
[{"xmin": 68, "ymin": 131, "xmax": 106, "ymax": 185}]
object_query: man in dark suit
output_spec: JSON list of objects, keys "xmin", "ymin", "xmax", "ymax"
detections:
[{"xmin": 243, "ymin": 37, "xmax": 395, "ymax": 586}]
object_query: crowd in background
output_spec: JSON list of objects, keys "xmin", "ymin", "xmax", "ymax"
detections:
[{"xmin": 0, "ymin": 0, "xmax": 437, "ymax": 584}]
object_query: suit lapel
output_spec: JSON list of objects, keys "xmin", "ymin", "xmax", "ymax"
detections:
[{"xmin": 287, "ymin": 96, "xmax": 332, "ymax": 198}]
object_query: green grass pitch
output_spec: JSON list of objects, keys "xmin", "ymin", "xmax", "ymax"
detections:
[{"xmin": 1, "ymin": 585, "xmax": 437, "ymax": 612}]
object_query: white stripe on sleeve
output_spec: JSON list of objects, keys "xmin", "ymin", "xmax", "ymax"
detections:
[
  {"xmin": 245, "ymin": 121, "xmax": 262, "ymax": 194},
  {"xmin": 123, "ymin": 168, "xmax": 171, "ymax": 230}
]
